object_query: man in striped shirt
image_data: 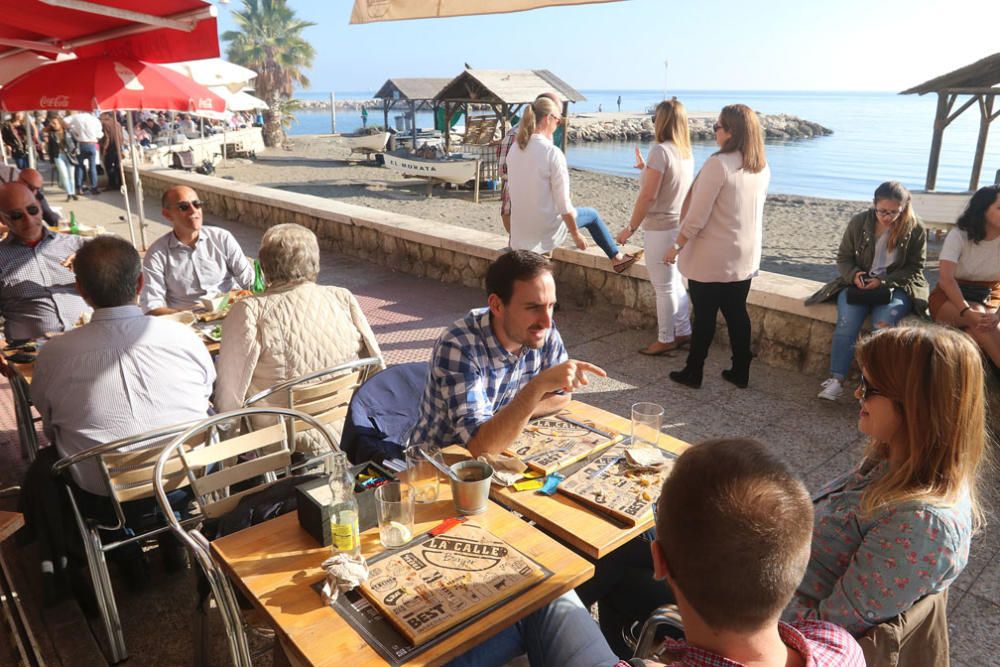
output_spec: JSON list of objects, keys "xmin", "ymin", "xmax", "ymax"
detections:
[
  {"xmin": 0, "ymin": 183, "xmax": 89, "ymax": 341},
  {"xmin": 448, "ymin": 439, "xmax": 864, "ymax": 667}
]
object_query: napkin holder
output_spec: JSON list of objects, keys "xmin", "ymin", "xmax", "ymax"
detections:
[{"xmin": 295, "ymin": 461, "xmax": 397, "ymax": 547}]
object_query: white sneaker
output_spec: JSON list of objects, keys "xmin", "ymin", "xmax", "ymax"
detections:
[{"xmin": 817, "ymin": 378, "xmax": 843, "ymax": 401}]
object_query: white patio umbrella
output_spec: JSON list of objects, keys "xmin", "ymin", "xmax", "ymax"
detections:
[
  {"xmin": 350, "ymin": 0, "xmax": 627, "ymax": 23},
  {"xmin": 163, "ymin": 58, "xmax": 258, "ymax": 93}
]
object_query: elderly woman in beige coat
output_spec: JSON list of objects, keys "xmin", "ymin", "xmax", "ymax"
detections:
[{"xmin": 214, "ymin": 224, "xmax": 383, "ymax": 456}]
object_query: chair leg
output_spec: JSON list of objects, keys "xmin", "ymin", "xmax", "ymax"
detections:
[
  {"xmin": 84, "ymin": 527, "xmax": 128, "ymax": 663},
  {"xmin": 193, "ymin": 604, "xmax": 207, "ymax": 667}
]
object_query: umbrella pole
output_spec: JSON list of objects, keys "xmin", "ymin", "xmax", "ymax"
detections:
[{"xmin": 126, "ymin": 114, "xmax": 148, "ymax": 250}]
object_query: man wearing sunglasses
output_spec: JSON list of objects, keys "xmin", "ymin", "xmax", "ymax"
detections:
[
  {"xmin": 17, "ymin": 168, "xmax": 60, "ymax": 227},
  {"xmin": 0, "ymin": 183, "xmax": 89, "ymax": 341},
  {"xmin": 140, "ymin": 185, "xmax": 255, "ymax": 315}
]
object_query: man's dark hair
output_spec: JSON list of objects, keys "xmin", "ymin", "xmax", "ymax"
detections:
[
  {"xmin": 75, "ymin": 236, "xmax": 142, "ymax": 308},
  {"xmin": 655, "ymin": 438, "xmax": 813, "ymax": 632},
  {"xmin": 485, "ymin": 250, "xmax": 552, "ymax": 304}
]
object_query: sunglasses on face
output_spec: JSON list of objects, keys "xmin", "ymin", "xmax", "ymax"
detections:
[
  {"xmin": 858, "ymin": 374, "xmax": 883, "ymax": 401},
  {"xmin": 168, "ymin": 200, "xmax": 203, "ymax": 212},
  {"xmin": 4, "ymin": 204, "xmax": 40, "ymax": 222}
]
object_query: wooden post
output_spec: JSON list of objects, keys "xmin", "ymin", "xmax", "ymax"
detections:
[
  {"xmin": 444, "ymin": 103, "xmax": 453, "ymax": 153},
  {"xmin": 329, "ymin": 92, "xmax": 336, "ymax": 134},
  {"xmin": 411, "ymin": 100, "xmax": 418, "ymax": 148},
  {"xmin": 925, "ymin": 92, "xmax": 949, "ymax": 191},
  {"xmin": 969, "ymin": 94, "xmax": 994, "ymax": 191},
  {"xmin": 474, "ymin": 160, "xmax": 481, "ymax": 204},
  {"xmin": 383, "ymin": 99, "xmax": 389, "ymax": 133},
  {"xmin": 560, "ymin": 101, "xmax": 570, "ymax": 153}
]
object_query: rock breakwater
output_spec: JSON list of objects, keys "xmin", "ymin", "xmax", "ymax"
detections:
[{"xmin": 566, "ymin": 113, "xmax": 832, "ymax": 143}]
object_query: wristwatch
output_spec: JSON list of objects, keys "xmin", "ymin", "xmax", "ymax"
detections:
[{"xmin": 672, "ymin": 242, "xmax": 683, "ymax": 252}]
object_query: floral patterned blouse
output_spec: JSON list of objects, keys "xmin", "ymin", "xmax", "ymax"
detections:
[{"xmin": 783, "ymin": 460, "xmax": 972, "ymax": 635}]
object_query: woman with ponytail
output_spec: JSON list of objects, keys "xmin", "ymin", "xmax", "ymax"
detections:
[{"xmin": 506, "ymin": 95, "xmax": 640, "ymax": 273}]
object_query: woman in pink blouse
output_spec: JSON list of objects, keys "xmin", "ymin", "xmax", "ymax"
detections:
[
  {"xmin": 663, "ymin": 104, "xmax": 770, "ymax": 389},
  {"xmin": 784, "ymin": 325, "xmax": 986, "ymax": 636}
]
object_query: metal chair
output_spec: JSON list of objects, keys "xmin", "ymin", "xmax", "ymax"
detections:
[
  {"xmin": 241, "ymin": 357, "xmax": 382, "ymax": 469},
  {"xmin": 152, "ymin": 407, "xmax": 340, "ymax": 667},
  {"xmin": 632, "ymin": 604, "xmax": 685, "ymax": 660},
  {"xmin": 8, "ymin": 367, "xmax": 41, "ymax": 461},
  {"xmin": 51, "ymin": 420, "xmax": 207, "ymax": 664}
]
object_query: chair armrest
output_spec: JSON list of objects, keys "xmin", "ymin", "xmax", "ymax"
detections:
[{"xmin": 634, "ymin": 604, "xmax": 684, "ymax": 659}]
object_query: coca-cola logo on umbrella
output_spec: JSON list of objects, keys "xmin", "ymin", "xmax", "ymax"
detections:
[
  {"xmin": 39, "ymin": 95, "xmax": 70, "ymax": 108},
  {"xmin": 113, "ymin": 62, "xmax": 144, "ymax": 91}
]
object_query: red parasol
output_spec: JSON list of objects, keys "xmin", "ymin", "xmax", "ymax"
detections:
[{"xmin": 0, "ymin": 56, "xmax": 225, "ymax": 113}]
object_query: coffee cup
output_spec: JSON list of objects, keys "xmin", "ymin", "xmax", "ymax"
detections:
[{"xmin": 449, "ymin": 460, "xmax": 494, "ymax": 515}]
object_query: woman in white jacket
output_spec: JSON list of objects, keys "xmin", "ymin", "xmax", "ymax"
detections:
[{"xmin": 214, "ymin": 224, "xmax": 383, "ymax": 455}]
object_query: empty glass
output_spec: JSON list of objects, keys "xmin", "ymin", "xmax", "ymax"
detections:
[
  {"xmin": 631, "ymin": 402, "xmax": 664, "ymax": 448},
  {"xmin": 404, "ymin": 443, "xmax": 443, "ymax": 504},
  {"xmin": 375, "ymin": 482, "xmax": 414, "ymax": 549}
]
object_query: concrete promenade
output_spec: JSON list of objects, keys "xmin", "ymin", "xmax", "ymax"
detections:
[{"xmin": 0, "ymin": 187, "xmax": 995, "ymax": 665}]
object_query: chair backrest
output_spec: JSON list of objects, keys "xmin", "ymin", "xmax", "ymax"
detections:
[
  {"xmin": 242, "ymin": 357, "xmax": 382, "ymax": 442},
  {"xmin": 858, "ymin": 589, "xmax": 949, "ymax": 667},
  {"xmin": 52, "ymin": 420, "xmax": 206, "ymax": 530}
]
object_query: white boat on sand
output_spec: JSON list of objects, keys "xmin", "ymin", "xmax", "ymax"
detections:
[
  {"xmin": 336, "ymin": 131, "xmax": 390, "ymax": 156},
  {"xmin": 383, "ymin": 150, "xmax": 484, "ymax": 202}
]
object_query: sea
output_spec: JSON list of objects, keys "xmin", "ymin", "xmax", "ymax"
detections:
[{"xmin": 290, "ymin": 90, "xmax": 1000, "ymax": 202}]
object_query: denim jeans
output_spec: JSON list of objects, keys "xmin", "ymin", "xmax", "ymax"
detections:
[
  {"xmin": 445, "ymin": 591, "xmax": 621, "ymax": 667},
  {"xmin": 830, "ymin": 287, "xmax": 912, "ymax": 379},
  {"xmin": 75, "ymin": 142, "xmax": 98, "ymax": 191},
  {"xmin": 53, "ymin": 154, "xmax": 75, "ymax": 196},
  {"xmin": 576, "ymin": 207, "xmax": 620, "ymax": 259}
]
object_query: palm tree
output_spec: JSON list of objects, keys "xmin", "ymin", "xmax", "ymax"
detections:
[{"xmin": 222, "ymin": 0, "xmax": 316, "ymax": 147}]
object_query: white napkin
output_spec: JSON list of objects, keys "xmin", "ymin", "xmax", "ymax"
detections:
[
  {"xmin": 320, "ymin": 553, "xmax": 369, "ymax": 606},
  {"xmin": 623, "ymin": 446, "xmax": 670, "ymax": 471}
]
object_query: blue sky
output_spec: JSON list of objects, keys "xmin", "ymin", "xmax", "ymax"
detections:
[{"xmin": 215, "ymin": 0, "xmax": 998, "ymax": 93}]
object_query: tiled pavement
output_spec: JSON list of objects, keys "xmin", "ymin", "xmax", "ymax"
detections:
[{"xmin": 0, "ymin": 186, "xmax": 996, "ymax": 665}]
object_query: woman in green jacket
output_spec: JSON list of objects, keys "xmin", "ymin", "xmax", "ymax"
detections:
[{"xmin": 806, "ymin": 181, "xmax": 928, "ymax": 400}]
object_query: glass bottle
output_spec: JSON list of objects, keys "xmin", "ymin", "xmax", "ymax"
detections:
[
  {"xmin": 252, "ymin": 258, "xmax": 265, "ymax": 293},
  {"xmin": 327, "ymin": 451, "xmax": 360, "ymax": 558},
  {"xmin": 68, "ymin": 210, "xmax": 79, "ymax": 235}
]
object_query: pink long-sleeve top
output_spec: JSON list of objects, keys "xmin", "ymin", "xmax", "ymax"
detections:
[{"xmin": 677, "ymin": 150, "xmax": 770, "ymax": 283}]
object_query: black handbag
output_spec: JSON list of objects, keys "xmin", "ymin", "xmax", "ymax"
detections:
[
  {"xmin": 959, "ymin": 284, "xmax": 992, "ymax": 304},
  {"xmin": 846, "ymin": 285, "xmax": 892, "ymax": 306}
]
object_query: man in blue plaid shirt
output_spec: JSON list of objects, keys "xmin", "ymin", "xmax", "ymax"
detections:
[{"xmin": 411, "ymin": 250, "xmax": 605, "ymax": 457}]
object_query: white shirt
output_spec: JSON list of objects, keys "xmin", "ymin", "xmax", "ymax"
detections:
[
  {"xmin": 64, "ymin": 113, "xmax": 103, "ymax": 144},
  {"xmin": 506, "ymin": 133, "xmax": 576, "ymax": 254},
  {"xmin": 140, "ymin": 226, "xmax": 255, "ymax": 311},
  {"xmin": 31, "ymin": 305, "xmax": 215, "ymax": 495},
  {"xmin": 940, "ymin": 227, "xmax": 1000, "ymax": 282}
]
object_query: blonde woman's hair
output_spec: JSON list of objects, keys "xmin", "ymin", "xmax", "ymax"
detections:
[
  {"xmin": 873, "ymin": 181, "xmax": 917, "ymax": 251},
  {"xmin": 653, "ymin": 98, "xmax": 692, "ymax": 159},
  {"xmin": 855, "ymin": 326, "xmax": 988, "ymax": 530},
  {"xmin": 516, "ymin": 95, "xmax": 561, "ymax": 150},
  {"xmin": 716, "ymin": 104, "xmax": 766, "ymax": 173},
  {"xmin": 259, "ymin": 223, "xmax": 320, "ymax": 285}
]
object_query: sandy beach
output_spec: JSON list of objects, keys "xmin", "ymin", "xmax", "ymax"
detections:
[{"xmin": 214, "ymin": 133, "xmax": 938, "ymax": 283}]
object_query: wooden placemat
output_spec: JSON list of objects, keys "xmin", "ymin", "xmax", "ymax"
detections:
[
  {"xmin": 504, "ymin": 414, "xmax": 621, "ymax": 476},
  {"xmin": 558, "ymin": 443, "xmax": 677, "ymax": 526},
  {"xmin": 359, "ymin": 522, "xmax": 546, "ymax": 646}
]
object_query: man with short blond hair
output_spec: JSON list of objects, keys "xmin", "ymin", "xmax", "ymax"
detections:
[{"xmin": 140, "ymin": 185, "xmax": 254, "ymax": 315}]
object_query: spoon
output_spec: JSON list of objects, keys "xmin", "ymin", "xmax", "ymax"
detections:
[{"xmin": 420, "ymin": 448, "xmax": 461, "ymax": 483}]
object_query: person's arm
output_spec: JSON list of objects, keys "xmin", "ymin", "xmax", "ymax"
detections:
[
  {"xmin": 28, "ymin": 349, "xmax": 56, "ymax": 443},
  {"xmin": 676, "ymin": 156, "xmax": 725, "ymax": 241},
  {"xmin": 223, "ymin": 232, "xmax": 255, "ymax": 290},
  {"xmin": 618, "ymin": 146, "xmax": 665, "ymax": 245},
  {"xmin": 347, "ymin": 291, "xmax": 385, "ymax": 369},
  {"xmin": 836, "ymin": 214, "xmax": 867, "ymax": 288},
  {"xmin": 214, "ymin": 300, "xmax": 259, "ymax": 412},
  {"xmin": 39, "ymin": 194, "xmax": 59, "ymax": 226},
  {"xmin": 549, "ymin": 149, "xmax": 586, "ymax": 249},
  {"xmin": 139, "ymin": 246, "xmax": 170, "ymax": 313},
  {"xmin": 466, "ymin": 359, "xmax": 605, "ymax": 458},
  {"xmin": 882, "ymin": 223, "xmax": 926, "ymax": 289},
  {"xmin": 784, "ymin": 506, "xmax": 967, "ymax": 635}
]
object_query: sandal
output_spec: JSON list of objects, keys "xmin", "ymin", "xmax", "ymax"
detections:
[{"xmin": 613, "ymin": 252, "xmax": 640, "ymax": 273}]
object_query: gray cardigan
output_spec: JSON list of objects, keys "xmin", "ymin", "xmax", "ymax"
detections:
[{"xmin": 805, "ymin": 209, "xmax": 929, "ymax": 316}]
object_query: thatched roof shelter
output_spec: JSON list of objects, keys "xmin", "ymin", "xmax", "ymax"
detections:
[
  {"xmin": 902, "ymin": 52, "xmax": 1000, "ymax": 190},
  {"xmin": 434, "ymin": 68, "xmax": 586, "ymax": 151},
  {"xmin": 372, "ymin": 77, "xmax": 451, "ymax": 144}
]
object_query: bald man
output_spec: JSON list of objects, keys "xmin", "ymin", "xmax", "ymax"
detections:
[
  {"xmin": 140, "ymin": 185, "xmax": 254, "ymax": 315},
  {"xmin": 17, "ymin": 168, "xmax": 60, "ymax": 226},
  {"xmin": 0, "ymin": 183, "xmax": 89, "ymax": 340}
]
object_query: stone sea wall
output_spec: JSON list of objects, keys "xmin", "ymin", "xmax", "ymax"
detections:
[{"xmin": 566, "ymin": 113, "xmax": 832, "ymax": 143}]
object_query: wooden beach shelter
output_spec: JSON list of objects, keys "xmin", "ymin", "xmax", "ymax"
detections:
[
  {"xmin": 902, "ymin": 52, "xmax": 1000, "ymax": 191},
  {"xmin": 373, "ymin": 77, "xmax": 450, "ymax": 147},
  {"xmin": 434, "ymin": 68, "xmax": 586, "ymax": 153}
]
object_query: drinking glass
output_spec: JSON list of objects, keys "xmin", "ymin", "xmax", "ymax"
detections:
[
  {"xmin": 631, "ymin": 402, "xmax": 664, "ymax": 448},
  {"xmin": 404, "ymin": 443, "xmax": 442, "ymax": 504},
  {"xmin": 375, "ymin": 482, "xmax": 414, "ymax": 549}
]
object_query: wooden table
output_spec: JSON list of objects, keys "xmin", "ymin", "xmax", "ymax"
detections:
[
  {"xmin": 211, "ymin": 495, "xmax": 593, "ymax": 666},
  {"xmin": 487, "ymin": 400, "xmax": 690, "ymax": 559}
]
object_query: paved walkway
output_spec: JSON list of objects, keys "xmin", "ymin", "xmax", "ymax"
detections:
[{"xmin": 0, "ymin": 185, "xmax": 995, "ymax": 665}]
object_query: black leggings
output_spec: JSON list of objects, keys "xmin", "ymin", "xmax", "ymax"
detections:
[{"xmin": 684, "ymin": 278, "xmax": 753, "ymax": 370}]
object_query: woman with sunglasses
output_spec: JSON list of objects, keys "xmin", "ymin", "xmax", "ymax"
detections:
[
  {"xmin": 784, "ymin": 325, "xmax": 985, "ymax": 647},
  {"xmin": 506, "ymin": 95, "xmax": 640, "ymax": 273},
  {"xmin": 616, "ymin": 98, "xmax": 694, "ymax": 355},
  {"xmin": 663, "ymin": 104, "xmax": 770, "ymax": 388},
  {"xmin": 807, "ymin": 181, "xmax": 928, "ymax": 400},
  {"xmin": 929, "ymin": 185, "xmax": 1000, "ymax": 376}
]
